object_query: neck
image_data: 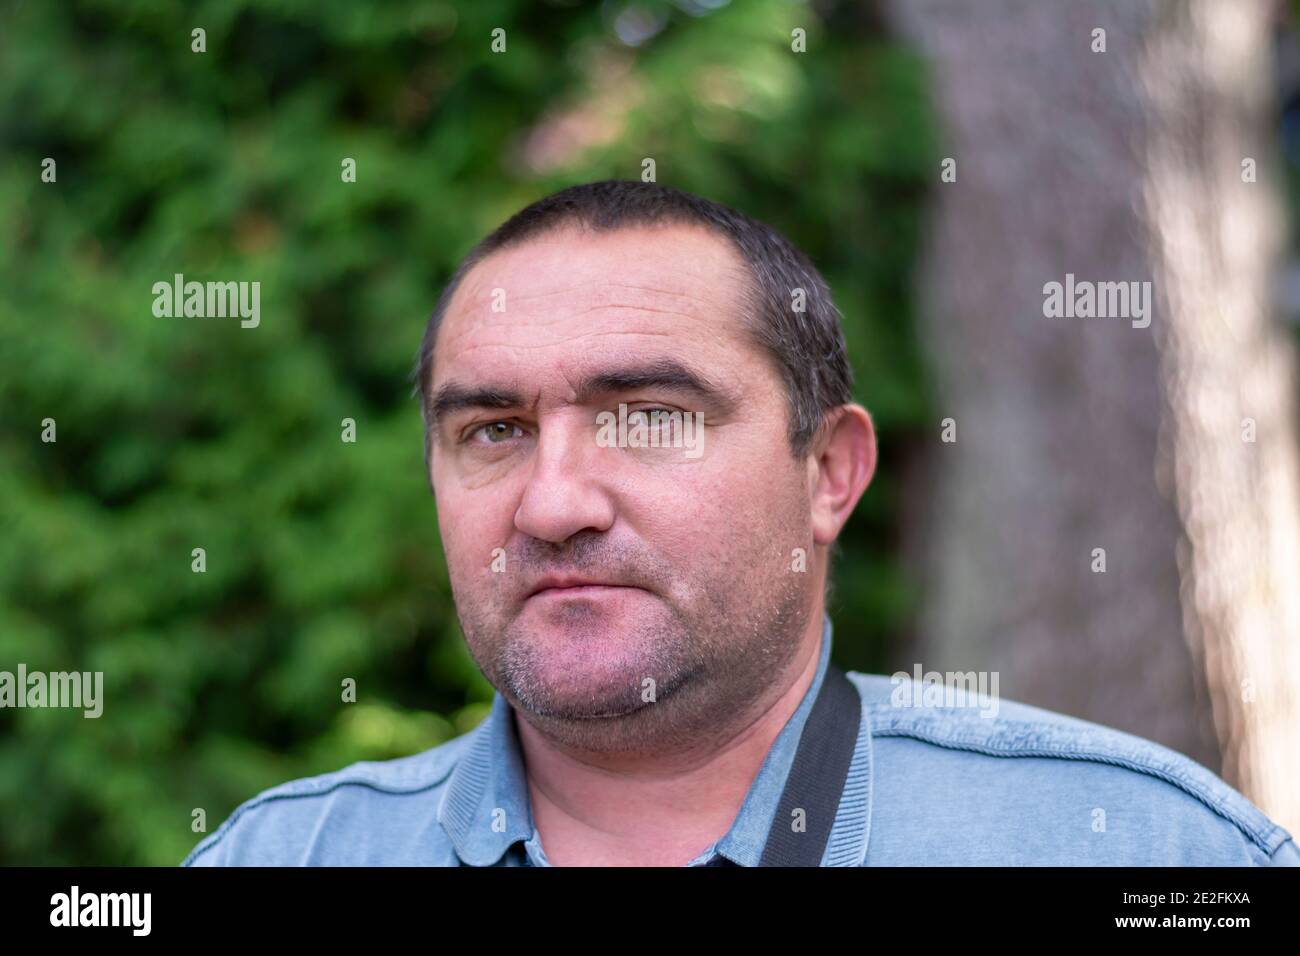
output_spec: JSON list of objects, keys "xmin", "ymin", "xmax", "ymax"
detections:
[{"xmin": 514, "ymin": 612, "xmax": 826, "ymax": 866}]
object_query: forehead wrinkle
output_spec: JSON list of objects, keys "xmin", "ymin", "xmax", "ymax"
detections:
[
  {"xmin": 444, "ymin": 328, "xmax": 687, "ymax": 370},
  {"xmin": 454, "ymin": 278, "xmax": 728, "ymax": 319},
  {"xmin": 431, "ymin": 329, "xmax": 683, "ymax": 404},
  {"xmin": 438, "ymin": 299, "xmax": 740, "ymax": 369},
  {"xmin": 443, "ymin": 274, "xmax": 751, "ymax": 356}
]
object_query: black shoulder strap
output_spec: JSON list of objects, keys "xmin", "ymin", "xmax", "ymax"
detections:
[{"xmin": 758, "ymin": 662, "xmax": 861, "ymax": 867}]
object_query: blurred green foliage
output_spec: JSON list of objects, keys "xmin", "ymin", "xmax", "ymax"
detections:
[{"xmin": 0, "ymin": 0, "xmax": 934, "ymax": 864}]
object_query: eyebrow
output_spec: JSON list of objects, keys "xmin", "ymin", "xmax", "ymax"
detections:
[{"xmin": 428, "ymin": 358, "xmax": 738, "ymax": 429}]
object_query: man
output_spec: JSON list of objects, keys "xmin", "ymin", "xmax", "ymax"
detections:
[{"xmin": 184, "ymin": 180, "xmax": 1299, "ymax": 867}]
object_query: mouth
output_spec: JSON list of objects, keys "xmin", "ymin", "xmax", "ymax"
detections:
[
  {"xmin": 525, "ymin": 582, "xmax": 647, "ymax": 598},
  {"xmin": 525, "ymin": 577, "xmax": 646, "ymax": 600}
]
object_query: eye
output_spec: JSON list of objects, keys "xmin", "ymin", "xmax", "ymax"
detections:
[
  {"xmin": 626, "ymin": 407, "xmax": 678, "ymax": 425},
  {"xmin": 471, "ymin": 421, "xmax": 523, "ymax": 444}
]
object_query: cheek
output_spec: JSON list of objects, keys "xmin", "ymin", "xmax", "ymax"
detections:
[
  {"xmin": 434, "ymin": 483, "xmax": 518, "ymax": 583},
  {"xmin": 629, "ymin": 463, "xmax": 809, "ymax": 583}
]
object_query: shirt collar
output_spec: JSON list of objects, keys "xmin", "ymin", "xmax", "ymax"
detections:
[{"xmin": 437, "ymin": 613, "xmax": 869, "ymax": 866}]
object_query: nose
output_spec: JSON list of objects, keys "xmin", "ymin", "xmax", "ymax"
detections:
[{"xmin": 513, "ymin": 410, "xmax": 616, "ymax": 544}]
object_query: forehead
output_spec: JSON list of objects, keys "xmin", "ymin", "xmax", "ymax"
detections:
[{"xmin": 431, "ymin": 223, "xmax": 758, "ymax": 385}]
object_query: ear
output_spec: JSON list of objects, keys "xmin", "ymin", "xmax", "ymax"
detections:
[{"xmin": 808, "ymin": 404, "xmax": 877, "ymax": 547}]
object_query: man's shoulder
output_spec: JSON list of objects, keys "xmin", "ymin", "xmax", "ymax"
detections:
[
  {"xmin": 845, "ymin": 671, "xmax": 1299, "ymax": 865},
  {"xmin": 181, "ymin": 730, "xmax": 478, "ymax": 866}
]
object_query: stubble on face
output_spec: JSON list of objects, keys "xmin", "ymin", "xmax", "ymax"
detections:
[{"xmin": 452, "ymin": 518, "xmax": 814, "ymax": 760}]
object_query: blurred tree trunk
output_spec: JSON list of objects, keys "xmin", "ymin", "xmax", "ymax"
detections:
[{"xmin": 888, "ymin": 0, "xmax": 1300, "ymax": 833}]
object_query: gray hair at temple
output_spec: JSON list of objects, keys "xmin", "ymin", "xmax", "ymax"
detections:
[{"xmin": 410, "ymin": 179, "xmax": 854, "ymax": 465}]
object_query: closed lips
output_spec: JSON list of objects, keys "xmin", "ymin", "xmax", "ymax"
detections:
[{"xmin": 526, "ymin": 579, "xmax": 639, "ymax": 597}]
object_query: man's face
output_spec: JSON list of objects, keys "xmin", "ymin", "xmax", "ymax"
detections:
[{"xmin": 427, "ymin": 223, "xmax": 820, "ymax": 754}]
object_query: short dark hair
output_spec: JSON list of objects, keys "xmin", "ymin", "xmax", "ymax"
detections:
[{"xmin": 410, "ymin": 179, "xmax": 853, "ymax": 463}]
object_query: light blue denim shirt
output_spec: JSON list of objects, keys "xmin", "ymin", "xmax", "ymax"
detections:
[{"xmin": 183, "ymin": 615, "xmax": 1300, "ymax": 866}]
